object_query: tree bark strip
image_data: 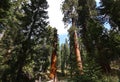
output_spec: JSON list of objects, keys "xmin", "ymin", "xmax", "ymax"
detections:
[
  {"xmin": 74, "ymin": 30, "xmax": 83, "ymax": 74},
  {"xmin": 49, "ymin": 29, "xmax": 58, "ymax": 81},
  {"xmin": 49, "ymin": 51, "xmax": 57, "ymax": 79}
]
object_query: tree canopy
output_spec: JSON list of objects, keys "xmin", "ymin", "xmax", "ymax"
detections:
[{"xmin": 0, "ymin": 0, "xmax": 120, "ymax": 82}]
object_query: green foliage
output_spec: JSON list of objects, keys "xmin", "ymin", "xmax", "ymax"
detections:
[
  {"xmin": 60, "ymin": 39, "xmax": 70, "ymax": 75},
  {"xmin": 0, "ymin": 0, "xmax": 120, "ymax": 81},
  {"xmin": 62, "ymin": 0, "xmax": 78, "ymax": 23},
  {"xmin": 68, "ymin": 48, "xmax": 101, "ymax": 82},
  {"xmin": 79, "ymin": 59, "xmax": 101, "ymax": 82},
  {"xmin": 0, "ymin": 0, "xmax": 52, "ymax": 81},
  {"xmin": 100, "ymin": 75, "xmax": 119, "ymax": 82},
  {"xmin": 77, "ymin": 0, "xmax": 120, "ymax": 73},
  {"xmin": 0, "ymin": 0, "xmax": 11, "ymax": 23},
  {"xmin": 100, "ymin": 0, "xmax": 120, "ymax": 29}
]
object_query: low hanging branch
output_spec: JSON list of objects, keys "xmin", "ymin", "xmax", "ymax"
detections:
[
  {"xmin": 74, "ymin": 30, "xmax": 83, "ymax": 74},
  {"xmin": 49, "ymin": 28, "xmax": 58, "ymax": 81}
]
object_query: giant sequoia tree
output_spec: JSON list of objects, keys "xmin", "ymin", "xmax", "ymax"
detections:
[
  {"xmin": 49, "ymin": 28, "xmax": 58, "ymax": 81},
  {"xmin": 0, "ymin": 0, "xmax": 120, "ymax": 81},
  {"xmin": 62, "ymin": 0, "xmax": 83, "ymax": 75},
  {"xmin": 78, "ymin": 0, "xmax": 120, "ymax": 73},
  {"xmin": 77, "ymin": 0, "xmax": 112, "ymax": 73}
]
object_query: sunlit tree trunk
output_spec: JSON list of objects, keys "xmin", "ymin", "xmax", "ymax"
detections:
[
  {"xmin": 72, "ymin": 17, "xmax": 83, "ymax": 74},
  {"xmin": 49, "ymin": 29, "xmax": 58, "ymax": 82},
  {"xmin": 49, "ymin": 51, "xmax": 57, "ymax": 79},
  {"xmin": 74, "ymin": 30, "xmax": 83, "ymax": 74}
]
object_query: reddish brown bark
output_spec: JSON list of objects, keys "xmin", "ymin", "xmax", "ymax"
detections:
[
  {"xmin": 74, "ymin": 30, "xmax": 83, "ymax": 74},
  {"xmin": 49, "ymin": 51, "xmax": 57, "ymax": 79},
  {"xmin": 49, "ymin": 29, "xmax": 58, "ymax": 81}
]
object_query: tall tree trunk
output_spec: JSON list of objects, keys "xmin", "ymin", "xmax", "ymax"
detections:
[
  {"xmin": 74, "ymin": 30, "xmax": 83, "ymax": 74},
  {"xmin": 49, "ymin": 29, "xmax": 58, "ymax": 81},
  {"xmin": 72, "ymin": 17, "xmax": 83, "ymax": 74}
]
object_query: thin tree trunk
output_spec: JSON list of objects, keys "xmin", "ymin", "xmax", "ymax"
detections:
[
  {"xmin": 0, "ymin": 30, "xmax": 5, "ymax": 40},
  {"xmin": 100, "ymin": 62, "xmax": 111, "ymax": 73},
  {"xmin": 74, "ymin": 30, "xmax": 83, "ymax": 74}
]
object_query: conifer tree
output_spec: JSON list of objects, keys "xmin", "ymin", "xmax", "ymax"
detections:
[
  {"xmin": 96, "ymin": 0, "xmax": 120, "ymax": 72},
  {"xmin": 60, "ymin": 39, "xmax": 70, "ymax": 76},
  {"xmin": 49, "ymin": 28, "xmax": 58, "ymax": 82},
  {"xmin": 62, "ymin": 0, "xmax": 83, "ymax": 75},
  {"xmin": 0, "ymin": 0, "xmax": 49, "ymax": 81}
]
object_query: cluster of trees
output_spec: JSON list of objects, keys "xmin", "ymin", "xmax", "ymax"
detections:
[
  {"xmin": 0, "ymin": 0, "xmax": 59, "ymax": 82},
  {"xmin": 60, "ymin": 0, "xmax": 120, "ymax": 81},
  {"xmin": 0, "ymin": 0, "xmax": 120, "ymax": 82}
]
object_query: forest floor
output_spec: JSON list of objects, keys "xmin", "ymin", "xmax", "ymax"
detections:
[
  {"xmin": 56, "ymin": 68, "xmax": 120, "ymax": 82},
  {"xmin": 43, "ymin": 65, "xmax": 120, "ymax": 82}
]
